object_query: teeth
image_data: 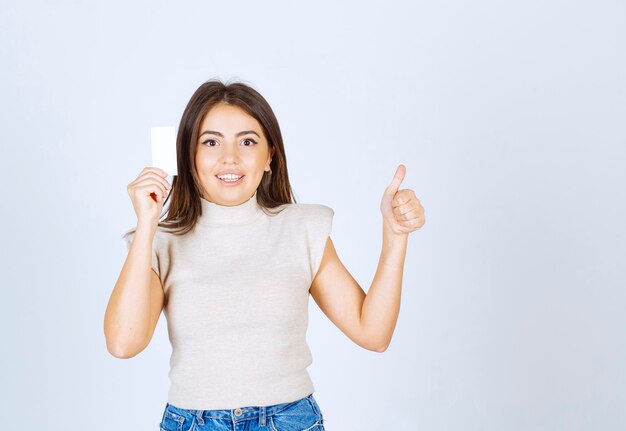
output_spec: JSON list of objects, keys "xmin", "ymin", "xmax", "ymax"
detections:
[{"xmin": 217, "ymin": 174, "xmax": 242, "ymax": 182}]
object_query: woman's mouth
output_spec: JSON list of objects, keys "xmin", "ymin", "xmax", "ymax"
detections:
[{"xmin": 215, "ymin": 174, "xmax": 245, "ymax": 186}]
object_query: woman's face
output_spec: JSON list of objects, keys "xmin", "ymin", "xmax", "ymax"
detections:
[{"xmin": 195, "ymin": 103, "xmax": 273, "ymax": 206}]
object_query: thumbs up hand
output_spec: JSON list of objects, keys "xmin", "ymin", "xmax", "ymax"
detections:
[{"xmin": 380, "ymin": 164, "xmax": 425, "ymax": 236}]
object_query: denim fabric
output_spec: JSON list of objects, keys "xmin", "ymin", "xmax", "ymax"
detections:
[{"xmin": 159, "ymin": 393, "xmax": 325, "ymax": 431}]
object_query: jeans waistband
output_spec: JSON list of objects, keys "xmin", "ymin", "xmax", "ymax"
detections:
[{"xmin": 165, "ymin": 393, "xmax": 314, "ymax": 422}]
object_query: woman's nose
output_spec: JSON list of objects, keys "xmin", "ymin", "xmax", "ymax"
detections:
[{"xmin": 221, "ymin": 142, "xmax": 240, "ymax": 161}]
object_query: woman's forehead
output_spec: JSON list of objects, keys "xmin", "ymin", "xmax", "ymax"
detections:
[{"xmin": 202, "ymin": 104, "xmax": 259, "ymax": 128}]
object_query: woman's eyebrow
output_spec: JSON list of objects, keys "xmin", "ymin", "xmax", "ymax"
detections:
[{"xmin": 199, "ymin": 130, "xmax": 260, "ymax": 138}]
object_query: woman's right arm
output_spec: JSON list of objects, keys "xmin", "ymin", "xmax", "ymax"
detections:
[{"xmin": 104, "ymin": 167, "xmax": 171, "ymax": 359}]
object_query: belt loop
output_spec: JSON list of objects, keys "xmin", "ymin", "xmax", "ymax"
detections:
[
  {"xmin": 259, "ymin": 405, "xmax": 266, "ymax": 426},
  {"xmin": 194, "ymin": 409, "xmax": 205, "ymax": 426}
]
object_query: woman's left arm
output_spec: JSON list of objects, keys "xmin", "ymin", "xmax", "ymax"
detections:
[{"xmin": 309, "ymin": 164, "xmax": 425, "ymax": 352}]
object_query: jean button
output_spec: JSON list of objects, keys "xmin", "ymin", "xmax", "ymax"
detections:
[{"xmin": 234, "ymin": 408, "xmax": 242, "ymax": 416}]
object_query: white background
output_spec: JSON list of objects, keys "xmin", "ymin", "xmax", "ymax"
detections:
[{"xmin": 1, "ymin": 0, "xmax": 624, "ymax": 430}]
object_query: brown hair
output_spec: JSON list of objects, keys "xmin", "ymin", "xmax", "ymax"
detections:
[{"xmin": 123, "ymin": 78, "xmax": 296, "ymax": 240}]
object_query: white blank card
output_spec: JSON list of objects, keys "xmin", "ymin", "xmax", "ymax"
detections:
[{"xmin": 151, "ymin": 126, "xmax": 178, "ymax": 176}]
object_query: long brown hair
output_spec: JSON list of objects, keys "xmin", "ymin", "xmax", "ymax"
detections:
[{"xmin": 123, "ymin": 78, "xmax": 296, "ymax": 240}]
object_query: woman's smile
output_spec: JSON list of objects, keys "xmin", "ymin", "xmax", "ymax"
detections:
[{"xmin": 215, "ymin": 174, "xmax": 245, "ymax": 185}]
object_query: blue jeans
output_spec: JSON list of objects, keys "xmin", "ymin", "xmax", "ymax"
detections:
[{"xmin": 159, "ymin": 393, "xmax": 326, "ymax": 431}]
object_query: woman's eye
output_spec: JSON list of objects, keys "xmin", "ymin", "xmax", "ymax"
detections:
[
  {"xmin": 242, "ymin": 139, "xmax": 257, "ymax": 146},
  {"xmin": 201, "ymin": 138, "xmax": 257, "ymax": 147}
]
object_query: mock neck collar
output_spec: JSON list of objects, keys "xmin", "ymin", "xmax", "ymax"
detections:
[{"xmin": 199, "ymin": 190, "xmax": 264, "ymax": 225}]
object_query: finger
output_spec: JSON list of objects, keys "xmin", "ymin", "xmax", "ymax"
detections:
[
  {"xmin": 392, "ymin": 200, "xmax": 414, "ymax": 217},
  {"xmin": 402, "ymin": 215, "xmax": 424, "ymax": 229},
  {"xmin": 138, "ymin": 171, "xmax": 172, "ymax": 193},
  {"xmin": 392, "ymin": 190, "xmax": 415, "ymax": 208},
  {"xmin": 135, "ymin": 177, "xmax": 168, "ymax": 201},
  {"xmin": 384, "ymin": 164, "xmax": 406, "ymax": 196},
  {"xmin": 393, "ymin": 205, "xmax": 422, "ymax": 221},
  {"xmin": 134, "ymin": 182, "xmax": 166, "ymax": 203},
  {"xmin": 142, "ymin": 166, "xmax": 170, "ymax": 178},
  {"xmin": 137, "ymin": 175, "xmax": 169, "ymax": 199}
]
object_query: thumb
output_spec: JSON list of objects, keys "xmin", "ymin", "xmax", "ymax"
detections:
[{"xmin": 384, "ymin": 164, "xmax": 406, "ymax": 196}]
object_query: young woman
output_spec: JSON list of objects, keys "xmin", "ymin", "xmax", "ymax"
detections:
[{"xmin": 104, "ymin": 79, "xmax": 425, "ymax": 431}]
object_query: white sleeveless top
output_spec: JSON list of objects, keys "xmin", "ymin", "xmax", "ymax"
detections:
[{"xmin": 124, "ymin": 190, "xmax": 334, "ymax": 410}]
